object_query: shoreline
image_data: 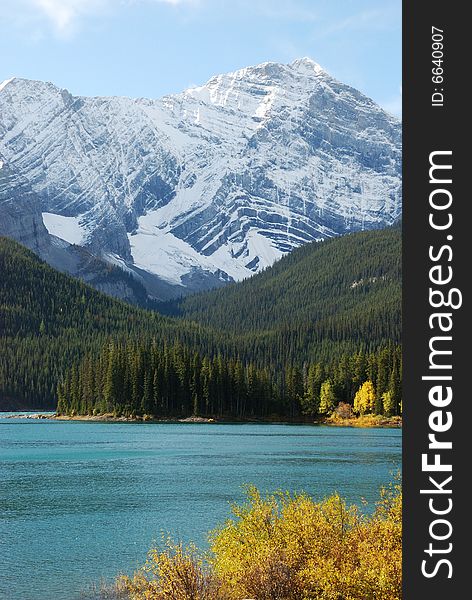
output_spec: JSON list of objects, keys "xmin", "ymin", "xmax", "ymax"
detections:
[
  {"xmin": 324, "ymin": 414, "xmax": 402, "ymax": 428},
  {"xmin": 3, "ymin": 412, "xmax": 402, "ymax": 428}
]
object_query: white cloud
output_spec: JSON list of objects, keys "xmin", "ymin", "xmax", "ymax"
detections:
[
  {"xmin": 3, "ymin": 0, "xmax": 196, "ymax": 39},
  {"xmin": 30, "ymin": 0, "xmax": 107, "ymax": 36}
]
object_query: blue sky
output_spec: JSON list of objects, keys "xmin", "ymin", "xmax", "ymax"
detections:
[{"xmin": 0, "ymin": 0, "xmax": 401, "ymax": 116}]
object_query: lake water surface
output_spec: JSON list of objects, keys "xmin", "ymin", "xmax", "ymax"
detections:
[{"xmin": 0, "ymin": 416, "xmax": 401, "ymax": 600}]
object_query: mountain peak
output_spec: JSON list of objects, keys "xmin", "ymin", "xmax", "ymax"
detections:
[
  {"xmin": 0, "ymin": 77, "xmax": 16, "ymax": 93},
  {"xmin": 232, "ymin": 57, "xmax": 325, "ymax": 80},
  {"xmin": 290, "ymin": 57, "xmax": 324, "ymax": 74},
  {"xmin": 0, "ymin": 77, "xmax": 65, "ymax": 97},
  {"xmin": 184, "ymin": 58, "xmax": 328, "ymax": 108}
]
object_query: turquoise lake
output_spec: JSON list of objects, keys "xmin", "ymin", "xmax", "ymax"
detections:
[{"xmin": 0, "ymin": 416, "xmax": 401, "ymax": 600}]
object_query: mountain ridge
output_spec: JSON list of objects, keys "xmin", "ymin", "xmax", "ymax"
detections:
[{"xmin": 0, "ymin": 59, "xmax": 401, "ymax": 299}]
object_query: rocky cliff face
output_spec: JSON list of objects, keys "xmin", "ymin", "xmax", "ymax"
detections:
[
  {"xmin": 0, "ymin": 154, "xmax": 52, "ymax": 255},
  {"xmin": 0, "ymin": 154, "xmax": 155, "ymax": 304},
  {"xmin": 0, "ymin": 59, "xmax": 401, "ymax": 297}
]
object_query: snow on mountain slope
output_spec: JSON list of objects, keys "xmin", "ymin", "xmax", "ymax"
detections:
[
  {"xmin": 0, "ymin": 60, "xmax": 401, "ymax": 294},
  {"xmin": 42, "ymin": 213, "xmax": 88, "ymax": 245}
]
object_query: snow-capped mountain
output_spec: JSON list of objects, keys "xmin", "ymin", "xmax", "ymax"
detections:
[
  {"xmin": 0, "ymin": 58, "xmax": 401, "ymax": 298},
  {"xmin": 0, "ymin": 152, "xmax": 161, "ymax": 303}
]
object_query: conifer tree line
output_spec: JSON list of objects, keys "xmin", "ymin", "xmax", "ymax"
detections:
[{"xmin": 57, "ymin": 341, "xmax": 402, "ymax": 419}]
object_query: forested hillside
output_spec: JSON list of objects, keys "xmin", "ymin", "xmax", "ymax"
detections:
[
  {"xmin": 0, "ymin": 226, "xmax": 401, "ymax": 414},
  {"xmin": 0, "ymin": 237, "xmax": 209, "ymax": 409},
  {"xmin": 160, "ymin": 225, "xmax": 401, "ymax": 361}
]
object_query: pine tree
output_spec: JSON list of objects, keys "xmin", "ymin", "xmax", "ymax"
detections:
[
  {"xmin": 388, "ymin": 354, "xmax": 402, "ymax": 415},
  {"xmin": 301, "ymin": 364, "xmax": 321, "ymax": 416},
  {"xmin": 142, "ymin": 369, "xmax": 153, "ymax": 415},
  {"xmin": 319, "ymin": 380, "xmax": 336, "ymax": 416},
  {"xmin": 382, "ymin": 390, "xmax": 395, "ymax": 417}
]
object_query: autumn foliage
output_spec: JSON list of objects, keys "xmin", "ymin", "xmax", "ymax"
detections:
[
  {"xmin": 119, "ymin": 484, "xmax": 402, "ymax": 600},
  {"xmin": 353, "ymin": 380, "xmax": 376, "ymax": 415}
]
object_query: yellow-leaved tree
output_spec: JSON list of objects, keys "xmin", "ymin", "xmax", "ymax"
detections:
[{"xmin": 353, "ymin": 380, "xmax": 376, "ymax": 415}]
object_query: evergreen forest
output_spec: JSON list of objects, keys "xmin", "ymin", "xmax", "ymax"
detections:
[{"xmin": 0, "ymin": 224, "xmax": 401, "ymax": 418}]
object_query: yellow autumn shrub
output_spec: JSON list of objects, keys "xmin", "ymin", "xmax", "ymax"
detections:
[
  {"xmin": 120, "ymin": 484, "xmax": 402, "ymax": 600},
  {"xmin": 120, "ymin": 539, "xmax": 222, "ymax": 600}
]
